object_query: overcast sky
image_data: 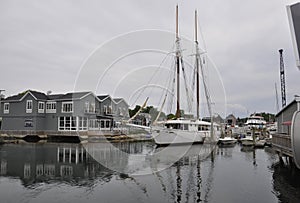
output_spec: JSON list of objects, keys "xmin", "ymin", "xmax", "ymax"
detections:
[{"xmin": 1, "ymin": 0, "xmax": 300, "ymax": 118}]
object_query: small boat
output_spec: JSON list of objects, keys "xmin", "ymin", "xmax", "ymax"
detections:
[
  {"xmin": 240, "ymin": 136, "xmax": 254, "ymax": 146},
  {"xmin": 254, "ymin": 139, "xmax": 266, "ymax": 148},
  {"xmin": 265, "ymin": 136, "xmax": 272, "ymax": 146},
  {"xmin": 218, "ymin": 137, "xmax": 237, "ymax": 145}
]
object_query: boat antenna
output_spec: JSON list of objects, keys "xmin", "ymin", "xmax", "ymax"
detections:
[{"xmin": 175, "ymin": 4, "xmax": 181, "ymax": 118}]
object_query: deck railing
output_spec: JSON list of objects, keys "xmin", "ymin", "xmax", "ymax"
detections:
[{"xmin": 272, "ymin": 133, "xmax": 293, "ymax": 156}]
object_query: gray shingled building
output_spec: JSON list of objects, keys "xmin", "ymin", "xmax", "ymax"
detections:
[{"xmin": 0, "ymin": 90, "xmax": 129, "ymax": 134}]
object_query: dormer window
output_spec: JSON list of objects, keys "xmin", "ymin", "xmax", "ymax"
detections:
[{"xmin": 26, "ymin": 100, "xmax": 33, "ymax": 113}]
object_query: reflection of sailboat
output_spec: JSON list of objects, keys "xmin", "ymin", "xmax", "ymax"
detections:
[
  {"xmin": 147, "ymin": 144, "xmax": 215, "ymax": 173},
  {"xmin": 152, "ymin": 6, "xmax": 221, "ymax": 146},
  {"xmin": 148, "ymin": 143, "xmax": 217, "ymax": 202}
]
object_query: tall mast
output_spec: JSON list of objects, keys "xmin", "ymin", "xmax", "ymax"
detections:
[
  {"xmin": 175, "ymin": 5, "xmax": 181, "ymax": 118},
  {"xmin": 195, "ymin": 10, "xmax": 200, "ymax": 119}
]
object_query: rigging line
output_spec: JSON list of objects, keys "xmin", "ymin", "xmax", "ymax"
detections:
[
  {"xmin": 167, "ymin": 62, "xmax": 176, "ymax": 115},
  {"xmin": 157, "ymin": 54, "xmax": 176, "ymax": 110},
  {"xmin": 199, "ymin": 54, "xmax": 212, "ymax": 117},
  {"xmin": 131, "ymin": 43, "xmax": 176, "ymax": 107},
  {"xmin": 180, "ymin": 57, "xmax": 193, "ymax": 113}
]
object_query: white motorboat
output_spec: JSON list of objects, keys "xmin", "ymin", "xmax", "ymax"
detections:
[
  {"xmin": 254, "ymin": 139, "xmax": 266, "ymax": 148},
  {"xmin": 245, "ymin": 115, "xmax": 267, "ymax": 129},
  {"xmin": 218, "ymin": 137, "xmax": 237, "ymax": 145},
  {"xmin": 240, "ymin": 136, "xmax": 254, "ymax": 146}
]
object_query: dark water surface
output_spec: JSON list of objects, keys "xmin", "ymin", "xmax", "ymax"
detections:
[{"xmin": 0, "ymin": 141, "xmax": 300, "ymax": 203}]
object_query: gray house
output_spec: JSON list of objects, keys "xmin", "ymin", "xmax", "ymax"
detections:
[
  {"xmin": 0, "ymin": 90, "xmax": 129, "ymax": 135},
  {"xmin": 276, "ymin": 96, "xmax": 300, "ymax": 134}
]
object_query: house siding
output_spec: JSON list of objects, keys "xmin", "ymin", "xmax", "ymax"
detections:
[
  {"xmin": 276, "ymin": 101, "xmax": 297, "ymax": 134},
  {"xmin": 0, "ymin": 91, "xmax": 129, "ymax": 133}
]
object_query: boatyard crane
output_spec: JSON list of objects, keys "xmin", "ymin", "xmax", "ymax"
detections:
[{"xmin": 279, "ymin": 49, "xmax": 287, "ymax": 108}]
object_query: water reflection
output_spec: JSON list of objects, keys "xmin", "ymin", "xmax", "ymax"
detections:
[
  {"xmin": 272, "ymin": 163, "xmax": 300, "ymax": 202},
  {"xmin": 0, "ymin": 143, "xmax": 114, "ymax": 187},
  {"xmin": 0, "ymin": 142, "xmax": 299, "ymax": 203}
]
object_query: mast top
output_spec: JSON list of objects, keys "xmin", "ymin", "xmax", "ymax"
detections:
[
  {"xmin": 195, "ymin": 10, "xmax": 198, "ymax": 43},
  {"xmin": 176, "ymin": 5, "xmax": 179, "ymax": 39}
]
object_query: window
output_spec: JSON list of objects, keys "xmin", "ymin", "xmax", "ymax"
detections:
[
  {"xmin": 85, "ymin": 102, "xmax": 89, "ymax": 112},
  {"xmin": 62, "ymin": 102, "xmax": 73, "ymax": 113},
  {"xmin": 46, "ymin": 102, "xmax": 56, "ymax": 113},
  {"xmin": 89, "ymin": 119, "xmax": 99, "ymax": 129},
  {"xmin": 3, "ymin": 103, "xmax": 9, "ymax": 114},
  {"xmin": 38, "ymin": 102, "xmax": 45, "ymax": 113},
  {"xmin": 78, "ymin": 117, "xmax": 88, "ymax": 131},
  {"xmin": 108, "ymin": 105, "xmax": 112, "ymax": 114},
  {"xmin": 26, "ymin": 100, "xmax": 33, "ymax": 113},
  {"xmin": 58, "ymin": 116, "xmax": 77, "ymax": 131},
  {"xmin": 103, "ymin": 105, "xmax": 107, "ymax": 114},
  {"xmin": 24, "ymin": 119, "xmax": 33, "ymax": 127},
  {"xmin": 90, "ymin": 102, "xmax": 95, "ymax": 113}
]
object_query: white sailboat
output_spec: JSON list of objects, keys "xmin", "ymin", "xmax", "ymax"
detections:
[{"xmin": 152, "ymin": 7, "xmax": 221, "ymax": 146}]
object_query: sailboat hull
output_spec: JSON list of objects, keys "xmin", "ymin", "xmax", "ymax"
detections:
[{"xmin": 152, "ymin": 128, "xmax": 207, "ymax": 146}]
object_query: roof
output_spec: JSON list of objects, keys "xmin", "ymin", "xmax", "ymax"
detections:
[
  {"xmin": 30, "ymin": 90, "xmax": 48, "ymax": 100},
  {"xmin": 47, "ymin": 94, "xmax": 64, "ymax": 100},
  {"xmin": 3, "ymin": 90, "xmax": 48, "ymax": 101},
  {"xmin": 114, "ymin": 98, "xmax": 123, "ymax": 103},
  {"xmin": 276, "ymin": 97, "xmax": 300, "ymax": 117},
  {"xmin": 2, "ymin": 90, "xmax": 129, "ymax": 105},
  {"xmin": 113, "ymin": 98, "xmax": 129, "ymax": 106},
  {"xmin": 97, "ymin": 95, "xmax": 110, "ymax": 101},
  {"xmin": 57, "ymin": 92, "xmax": 91, "ymax": 100}
]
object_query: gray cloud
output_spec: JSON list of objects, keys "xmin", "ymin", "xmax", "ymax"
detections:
[{"xmin": 0, "ymin": 0, "xmax": 299, "ymax": 117}]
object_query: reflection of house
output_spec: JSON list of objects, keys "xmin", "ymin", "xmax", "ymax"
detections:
[
  {"xmin": 0, "ymin": 90, "xmax": 129, "ymax": 134},
  {"xmin": 0, "ymin": 143, "xmax": 113, "ymax": 186},
  {"xmin": 225, "ymin": 114, "xmax": 236, "ymax": 126}
]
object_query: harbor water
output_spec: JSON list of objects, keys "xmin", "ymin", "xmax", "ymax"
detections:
[{"xmin": 0, "ymin": 141, "xmax": 300, "ymax": 203}]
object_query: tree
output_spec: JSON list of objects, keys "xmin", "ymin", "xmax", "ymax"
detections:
[
  {"xmin": 129, "ymin": 105, "xmax": 141, "ymax": 118},
  {"xmin": 167, "ymin": 113, "xmax": 176, "ymax": 120}
]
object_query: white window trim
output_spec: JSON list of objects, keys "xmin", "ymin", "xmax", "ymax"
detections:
[
  {"xmin": 85, "ymin": 102, "xmax": 89, "ymax": 113},
  {"xmin": 62, "ymin": 102, "xmax": 73, "ymax": 113},
  {"xmin": 46, "ymin": 101, "xmax": 57, "ymax": 113},
  {"xmin": 58, "ymin": 116, "xmax": 77, "ymax": 131},
  {"xmin": 104, "ymin": 105, "xmax": 107, "ymax": 114},
  {"xmin": 38, "ymin": 102, "xmax": 45, "ymax": 113},
  {"xmin": 26, "ymin": 100, "xmax": 33, "ymax": 113},
  {"xmin": 90, "ymin": 102, "xmax": 95, "ymax": 113},
  {"xmin": 3, "ymin": 103, "xmax": 9, "ymax": 114}
]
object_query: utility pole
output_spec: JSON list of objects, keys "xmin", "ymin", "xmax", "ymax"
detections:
[{"xmin": 279, "ymin": 49, "xmax": 287, "ymax": 108}]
